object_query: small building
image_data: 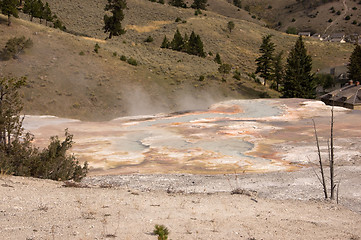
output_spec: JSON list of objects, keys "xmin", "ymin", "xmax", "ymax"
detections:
[
  {"xmin": 329, "ymin": 33, "xmax": 346, "ymax": 43},
  {"xmin": 321, "ymin": 80, "xmax": 361, "ymax": 109},
  {"xmin": 298, "ymin": 32, "xmax": 311, "ymax": 37}
]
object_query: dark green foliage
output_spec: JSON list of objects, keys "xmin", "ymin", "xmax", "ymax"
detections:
[
  {"xmin": 214, "ymin": 53, "xmax": 222, "ymax": 64},
  {"xmin": 0, "ymin": 77, "xmax": 88, "ymax": 181},
  {"xmin": 227, "ymin": 21, "xmax": 235, "ymax": 33},
  {"xmin": 185, "ymin": 31, "xmax": 205, "ymax": 57},
  {"xmin": 0, "ymin": 36, "xmax": 33, "ymax": 60},
  {"xmin": 348, "ymin": 44, "xmax": 361, "ymax": 82},
  {"xmin": 30, "ymin": 130, "xmax": 88, "ymax": 181},
  {"xmin": 153, "ymin": 224, "xmax": 169, "ymax": 240},
  {"xmin": 345, "ymin": 15, "xmax": 350, "ymax": 20},
  {"xmin": 281, "ymin": 36, "xmax": 315, "ymax": 98},
  {"xmin": 328, "ymin": 18, "xmax": 333, "ymax": 22},
  {"xmin": 23, "ymin": 0, "xmax": 42, "ymax": 22},
  {"xmin": 1, "ymin": 0, "xmax": 19, "ymax": 25},
  {"xmin": 112, "ymin": 51, "xmax": 117, "ymax": 57},
  {"xmin": 272, "ymin": 51, "xmax": 284, "ymax": 91},
  {"xmin": 42, "ymin": 2, "xmax": 52, "ymax": 25},
  {"xmin": 127, "ymin": 57, "xmax": 138, "ymax": 66},
  {"xmin": 255, "ymin": 34, "xmax": 275, "ymax": 86},
  {"xmin": 198, "ymin": 75, "xmax": 205, "ymax": 81},
  {"xmin": 194, "ymin": 9, "xmax": 202, "ymax": 15},
  {"xmin": 162, "ymin": 30, "xmax": 205, "ymax": 57},
  {"xmin": 161, "ymin": 36, "xmax": 170, "ymax": 48},
  {"xmin": 168, "ymin": 0, "xmax": 186, "ymax": 8},
  {"xmin": 315, "ymin": 73, "xmax": 335, "ymax": 90},
  {"xmin": 103, "ymin": 0, "xmax": 127, "ymax": 39},
  {"xmin": 175, "ymin": 17, "xmax": 181, "ymax": 22},
  {"xmin": 233, "ymin": 0, "xmax": 241, "ymax": 8},
  {"xmin": 170, "ymin": 29, "xmax": 184, "ymax": 51},
  {"xmin": 144, "ymin": 35, "xmax": 154, "ymax": 43},
  {"xmin": 233, "ymin": 70, "xmax": 241, "ymax": 80},
  {"xmin": 218, "ymin": 63, "xmax": 232, "ymax": 74},
  {"xmin": 120, "ymin": 55, "xmax": 127, "ymax": 61},
  {"xmin": 158, "ymin": 0, "xmax": 164, "ymax": 4},
  {"xmin": 79, "ymin": 51, "xmax": 85, "ymax": 56},
  {"xmin": 336, "ymin": 10, "xmax": 341, "ymax": 15},
  {"xmin": 286, "ymin": 26, "xmax": 298, "ymax": 34},
  {"xmin": 52, "ymin": 15, "xmax": 66, "ymax": 31},
  {"xmin": 352, "ymin": 20, "xmax": 357, "ymax": 25},
  {"xmin": 94, "ymin": 43, "xmax": 100, "ymax": 53},
  {"xmin": 291, "ymin": 18, "xmax": 296, "ymax": 22},
  {"xmin": 191, "ymin": 0, "xmax": 207, "ymax": 10}
]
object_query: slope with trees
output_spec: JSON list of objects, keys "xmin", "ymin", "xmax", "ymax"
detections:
[
  {"xmin": 348, "ymin": 44, "xmax": 361, "ymax": 82},
  {"xmin": 0, "ymin": 0, "xmax": 19, "ymax": 25},
  {"xmin": 103, "ymin": 0, "xmax": 127, "ymax": 39}
]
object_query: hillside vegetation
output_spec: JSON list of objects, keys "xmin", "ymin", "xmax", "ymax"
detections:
[
  {"xmin": 242, "ymin": 0, "xmax": 361, "ymax": 34},
  {"xmin": 0, "ymin": 0, "xmax": 354, "ymax": 120}
]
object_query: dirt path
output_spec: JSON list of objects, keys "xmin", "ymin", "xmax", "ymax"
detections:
[{"xmin": 324, "ymin": 0, "xmax": 348, "ymax": 34}]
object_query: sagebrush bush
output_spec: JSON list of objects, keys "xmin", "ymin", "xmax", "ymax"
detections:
[
  {"xmin": 0, "ymin": 36, "xmax": 33, "ymax": 61},
  {"xmin": 127, "ymin": 57, "xmax": 138, "ymax": 66}
]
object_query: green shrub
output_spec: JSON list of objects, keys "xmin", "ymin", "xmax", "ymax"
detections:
[
  {"xmin": 218, "ymin": 63, "xmax": 232, "ymax": 74},
  {"xmin": 153, "ymin": 225, "xmax": 169, "ymax": 240},
  {"xmin": 158, "ymin": 0, "xmax": 165, "ymax": 4},
  {"xmin": 175, "ymin": 17, "xmax": 182, "ymax": 22},
  {"xmin": 0, "ymin": 76, "xmax": 88, "ymax": 182},
  {"xmin": 198, "ymin": 75, "xmax": 205, "ymax": 81},
  {"xmin": 144, "ymin": 36, "xmax": 154, "ymax": 43},
  {"xmin": 0, "ymin": 36, "xmax": 33, "ymax": 61},
  {"xmin": 120, "ymin": 55, "xmax": 127, "ymax": 61},
  {"xmin": 233, "ymin": 70, "xmax": 241, "ymax": 80},
  {"xmin": 127, "ymin": 57, "xmax": 138, "ymax": 66},
  {"xmin": 94, "ymin": 43, "xmax": 100, "ymax": 53},
  {"xmin": 113, "ymin": 52, "xmax": 117, "ymax": 57},
  {"xmin": 345, "ymin": 15, "xmax": 351, "ymax": 20},
  {"xmin": 79, "ymin": 51, "xmax": 85, "ymax": 56}
]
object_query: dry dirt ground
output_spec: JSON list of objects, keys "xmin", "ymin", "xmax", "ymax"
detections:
[{"xmin": 1, "ymin": 170, "xmax": 361, "ymax": 240}]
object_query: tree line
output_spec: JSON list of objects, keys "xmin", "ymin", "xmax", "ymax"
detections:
[
  {"xmin": 0, "ymin": 0, "xmax": 66, "ymax": 30},
  {"xmin": 255, "ymin": 35, "xmax": 315, "ymax": 98},
  {"xmin": 161, "ymin": 29, "xmax": 205, "ymax": 57}
]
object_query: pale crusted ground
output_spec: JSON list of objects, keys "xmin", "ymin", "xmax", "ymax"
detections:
[{"xmin": 1, "ymin": 175, "xmax": 360, "ymax": 240}]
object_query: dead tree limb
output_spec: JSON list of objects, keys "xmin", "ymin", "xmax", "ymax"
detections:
[{"xmin": 312, "ymin": 119, "xmax": 328, "ymax": 199}]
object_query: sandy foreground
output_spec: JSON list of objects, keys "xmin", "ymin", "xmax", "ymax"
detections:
[{"xmin": 1, "ymin": 172, "xmax": 361, "ymax": 240}]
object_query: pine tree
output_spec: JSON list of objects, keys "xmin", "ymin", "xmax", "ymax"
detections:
[
  {"xmin": 35, "ymin": 0, "xmax": 44, "ymax": 23},
  {"xmin": 42, "ymin": 2, "xmax": 52, "ymax": 26},
  {"xmin": 186, "ymin": 31, "xmax": 205, "ymax": 57},
  {"xmin": 191, "ymin": 0, "xmax": 207, "ymax": 10},
  {"xmin": 255, "ymin": 34, "xmax": 275, "ymax": 86},
  {"xmin": 170, "ymin": 29, "xmax": 184, "ymax": 51},
  {"xmin": 272, "ymin": 51, "xmax": 284, "ymax": 91},
  {"xmin": 169, "ymin": 0, "xmax": 186, "ymax": 8},
  {"xmin": 161, "ymin": 36, "xmax": 170, "ymax": 48},
  {"xmin": 1, "ymin": 0, "xmax": 19, "ymax": 26},
  {"xmin": 227, "ymin": 21, "xmax": 235, "ymax": 33},
  {"xmin": 214, "ymin": 53, "xmax": 221, "ymax": 64},
  {"xmin": 348, "ymin": 44, "xmax": 361, "ymax": 82},
  {"xmin": 282, "ymin": 36, "xmax": 315, "ymax": 98},
  {"xmin": 103, "ymin": 0, "xmax": 127, "ymax": 39}
]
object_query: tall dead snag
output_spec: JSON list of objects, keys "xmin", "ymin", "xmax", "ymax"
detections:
[
  {"xmin": 312, "ymin": 119, "xmax": 328, "ymax": 199},
  {"xmin": 313, "ymin": 106, "xmax": 336, "ymax": 200},
  {"xmin": 330, "ymin": 106, "xmax": 335, "ymax": 200}
]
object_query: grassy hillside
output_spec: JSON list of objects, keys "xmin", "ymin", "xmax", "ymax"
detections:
[
  {"xmin": 0, "ymin": 0, "xmax": 355, "ymax": 120},
  {"xmin": 241, "ymin": 0, "xmax": 361, "ymax": 34}
]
